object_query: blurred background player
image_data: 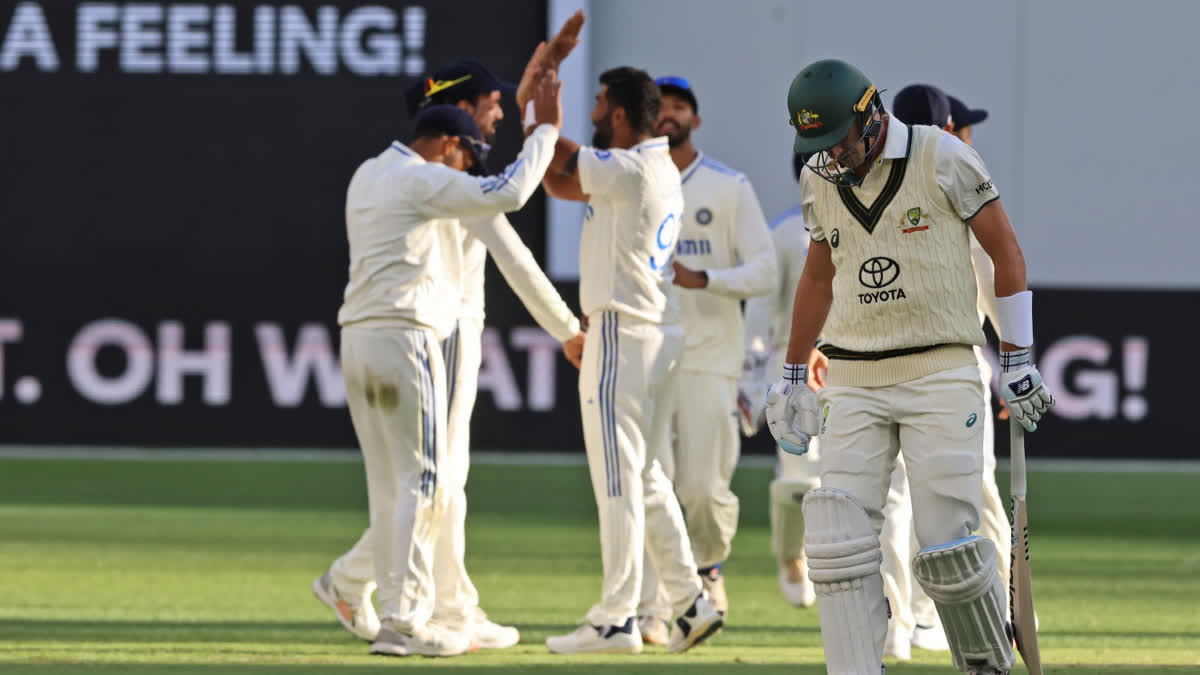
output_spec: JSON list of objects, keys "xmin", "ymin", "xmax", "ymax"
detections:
[
  {"xmin": 741, "ymin": 153, "xmax": 821, "ymax": 611},
  {"xmin": 325, "ymin": 92, "xmax": 562, "ymax": 657},
  {"xmin": 540, "ymin": 66, "xmax": 723, "ymax": 655},
  {"xmin": 768, "ymin": 59, "xmax": 1055, "ymax": 675},
  {"xmin": 634, "ymin": 76, "xmax": 776, "ymax": 640},
  {"xmin": 878, "ymin": 83, "xmax": 1009, "ymax": 659}
]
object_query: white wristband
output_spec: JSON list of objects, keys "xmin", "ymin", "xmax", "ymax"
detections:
[
  {"xmin": 524, "ymin": 100, "xmax": 537, "ymax": 127},
  {"xmin": 995, "ymin": 290, "xmax": 1034, "ymax": 348},
  {"xmin": 782, "ymin": 362, "xmax": 808, "ymax": 386}
]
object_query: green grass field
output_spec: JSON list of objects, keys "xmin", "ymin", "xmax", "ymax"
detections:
[{"xmin": 0, "ymin": 454, "xmax": 1197, "ymax": 674}]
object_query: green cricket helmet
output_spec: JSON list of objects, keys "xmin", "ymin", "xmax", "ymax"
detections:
[{"xmin": 787, "ymin": 59, "xmax": 885, "ymax": 187}]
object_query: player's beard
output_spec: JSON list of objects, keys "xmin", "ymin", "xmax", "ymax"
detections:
[
  {"xmin": 592, "ymin": 112, "xmax": 615, "ymax": 149},
  {"xmin": 659, "ymin": 120, "xmax": 691, "ymax": 148}
]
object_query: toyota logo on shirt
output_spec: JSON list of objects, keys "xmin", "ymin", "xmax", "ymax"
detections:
[{"xmin": 858, "ymin": 257, "xmax": 900, "ymax": 289}]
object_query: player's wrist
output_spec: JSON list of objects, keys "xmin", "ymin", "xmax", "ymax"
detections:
[
  {"xmin": 782, "ymin": 362, "xmax": 807, "ymax": 385},
  {"xmin": 1000, "ymin": 347, "xmax": 1032, "ymax": 373},
  {"xmin": 996, "ymin": 290, "xmax": 1034, "ymax": 348}
]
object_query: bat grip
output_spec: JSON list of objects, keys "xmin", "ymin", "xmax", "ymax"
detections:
[{"xmin": 1009, "ymin": 421, "xmax": 1027, "ymax": 498}]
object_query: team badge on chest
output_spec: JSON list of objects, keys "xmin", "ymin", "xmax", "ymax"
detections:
[
  {"xmin": 695, "ymin": 207, "xmax": 713, "ymax": 226},
  {"xmin": 900, "ymin": 206, "xmax": 930, "ymax": 234}
]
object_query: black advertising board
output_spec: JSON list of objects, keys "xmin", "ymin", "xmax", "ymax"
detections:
[{"xmin": 1, "ymin": 2, "xmax": 1193, "ymax": 458}]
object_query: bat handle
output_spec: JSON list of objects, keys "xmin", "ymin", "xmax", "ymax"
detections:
[{"xmin": 1009, "ymin": 421, "xmax": 1027, "ymax": 498}]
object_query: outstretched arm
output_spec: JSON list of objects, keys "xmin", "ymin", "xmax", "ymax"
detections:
[{"xmin": 541, "ymin": 136, "xmax": 588, "ymax": 202}]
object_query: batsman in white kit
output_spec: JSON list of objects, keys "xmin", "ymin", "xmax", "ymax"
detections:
[
  {"xmin": 539, "ymin": 66, "xmax": 723, "ymax": 655},
  {"xmin": 767, "ymin": 60, "xmax": 1054, "ymax": 674},
  {"xmin": 635, "ymin": 76, "xmax": 777, "ymax": 637},
  {"xmin": 315, "ymin": 78, "xmax": 570, "ymax": 657}
]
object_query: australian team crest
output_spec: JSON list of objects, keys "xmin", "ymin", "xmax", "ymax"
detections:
[
  {"xmin": 797, "ymin": 109, "xmax": 822, "ymax": 130},
  {"xmin": 901, "ymin": 206, "xmax": 929, "ymax": 233}
]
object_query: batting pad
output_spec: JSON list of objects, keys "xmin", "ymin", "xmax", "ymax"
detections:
[
  {"xmin": 769, "ymin": 479, "xmax": 813, "ymax": 563},
  {"xmin": 802, "ymin": 488, "xmax": 887, "ymax": 675},
  {"xmin": 912, "ymin": 535, "xmax": 1015, "ymax": 673}
]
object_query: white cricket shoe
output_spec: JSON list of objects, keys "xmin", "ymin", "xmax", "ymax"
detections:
[
  {"xmin": 884, "ymin": 623, "xmax": 912, "ymax": 660},
  {"xmin": 667, "ymin": 593, "xmax": 724, "ymax": 653},
  {"xmin": 911, "ymin": 620, "xmax": 950, "ymax": 651},
  {"xmin": 636, "ymin": 614, "xmax": 670, "ymax": 646},
  {"xmin": 370, "ymin": 621, "xmax": 475, "ymax": 657},
  {"xmin": 311, "ymin": 572, "xmax": 380, "ymax": 642},
  {"xmin": 966, "ymin": 668, "xmax": 1008, "ymax": 675},
  {"xmin": 472, "ymin": 608, "xmax": 520, "ymax": 650},
  {"xmin": 778, "ymin": 558, "xmax": 816, "ymax": 608},
  {"xmin": 699, "ymin": 566, "xmax": 728, "ymax": 616},
  {"xmin": 546, "ymin": 618, "xmax": 642, "ymax": 654}
]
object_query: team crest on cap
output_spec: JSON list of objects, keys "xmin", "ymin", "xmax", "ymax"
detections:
[
  {"xmin": 901, "ymin": 207, "xmax": 929, "ymax": 234},
  {"xmin": 695, "ymin": 207, "xmax": 713, "ymax": 226},
  {"xmin": 425, "ymin": 74, "xmax": 472, "ymax": 98},
  {"xmin": 796, "ymin": 109, "xmax": 822, "ymax": 130}
]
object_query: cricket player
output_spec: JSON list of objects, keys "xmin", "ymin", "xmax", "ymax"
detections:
[
  {"xmin": 740, "ymin": 154, "xmax": 822, "ymax": 611},
  {"xmin": 399, "ymin": 58, "xmax": 566, "ymax": 651},
  {"xmin": 766, "ymin": 59, "xmax": 1054, "ymax": 675},
  {"xmin": 539, "ymin": 66, "xmax": 723, "ymax": 655},
  {"xmin": 317, "ymin": 78, "xmax": 568, "ymax": 657},
  {"xmin": 878, "ymin": 83, "xmax": 1011, "ymax": 658},
  {"xmin": 635, "ymin": 76, "xmax": 776, "ymax": 640}
]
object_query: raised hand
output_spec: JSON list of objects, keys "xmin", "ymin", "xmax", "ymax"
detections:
[{"xmin": 516, "ymin": 10, "xmax": 585, "ymax": 109}]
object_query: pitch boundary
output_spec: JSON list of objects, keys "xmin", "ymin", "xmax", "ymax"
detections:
[{"xmin": 0, "ymin": 445, "xmax": 1198, "ymax": 473}]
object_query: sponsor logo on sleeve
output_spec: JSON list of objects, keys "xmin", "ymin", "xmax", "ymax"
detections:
[{"xmin": 975, "ymin": 180, "xmax": 994, "ymax": 195}]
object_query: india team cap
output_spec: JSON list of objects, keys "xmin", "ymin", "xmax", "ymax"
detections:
[
  {"xmin": 948, "ymin": 95, "xmax": 989, "ymax": 129},
  {"xmin": 892, "ymin": 84, "xmax": 951, "ymax": 127},
  {"xmin": 655, "ymin": 76, "xmax": 699, "ymax": 112},
  {"xmin": 413, "ymin": 104, "xmax": 491, "ymax": 165},
  {"xmin": 404, "ymin": 60, "xmax": 516, "ymax": 116}
]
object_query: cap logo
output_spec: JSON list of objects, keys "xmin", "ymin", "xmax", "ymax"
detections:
[
  {"xmin": 425, "ymin": 74, "xmax": 472, "ymax": 98},
  {"xmin": 797, "ymin": 109, "xmax": 822, "ymax": 130}
]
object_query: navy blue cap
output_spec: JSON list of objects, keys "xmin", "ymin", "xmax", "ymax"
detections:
[
  {"xmin": 948, "ymin": 95, "xmax": 988, "ymax": 128},
  {"xmin": 413, "ymin": 104, "xmax": 491, "ymax": 166},
  {"xmin": 655, "ymin": 75, "xmax": 698, "ymax": 113},
  {"xmin": 405, "ymin": 60, "xmax": 516, "ymax": 117},
  {"xmin": 892, "ymin": 84, "xmax": 951, "ymax": 128}
]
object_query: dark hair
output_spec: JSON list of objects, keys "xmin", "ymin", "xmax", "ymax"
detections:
[{"xmin": 599, "ymin": 66, "xmax": 661, "ymax": 137}]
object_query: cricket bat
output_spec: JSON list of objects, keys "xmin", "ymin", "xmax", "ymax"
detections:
[{"xmin": 1009, "ymin": 422, "xmax": 1044, "ymax": 675}]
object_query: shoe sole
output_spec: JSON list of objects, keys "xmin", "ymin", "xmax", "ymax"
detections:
[
  {"xmin": 311, "ymin": 577, "xmax": 376, "ymax": 642},
  {"xmin": 668, "ymin": 614, "xmax": 724, "ymax": 653},
  {"xmin": 477, "ymin": 629, "xmax": 521, "ymax": 650}
]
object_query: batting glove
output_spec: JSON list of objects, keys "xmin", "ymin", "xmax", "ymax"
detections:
[
  {"xmin": 999, "ymin": 348, "xmax": 1055, "ymax": 432},
  {"xmin": 765, "ymin": 363, "xmax": 821, "ymax": 455}
]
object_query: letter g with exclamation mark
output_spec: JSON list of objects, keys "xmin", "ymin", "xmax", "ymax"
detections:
[{"xmin": 403, "ymin": 7, "xmax": 425, "ymax": 76}]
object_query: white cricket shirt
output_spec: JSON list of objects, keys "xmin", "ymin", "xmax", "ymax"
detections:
[
  {"xmin": 338, "ymin": 124, "xmax": 558, "ymax": 340},
  {"xmin": 744, "ymin": 204, "xmax": 808, "ymax": 357},
  {"xmin": 576, "ymin": 137, "xmax": 684, "ymax": 323},
  {"xmin": 675, "ymin": 152, "xmax": 776, "ymax": 377}
]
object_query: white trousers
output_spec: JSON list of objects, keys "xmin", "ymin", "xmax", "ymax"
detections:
[
  {"xmin": 639, "ymin": 371, "xmax": 742, "ymax": 619},
  {"xmin": 879, "ymin": 350, "xmax": 1011, "ymax": 635},
  {"xmin": 816, "ymin": 364, "xmax": 986, "ymax": 546},
  {"xmin": 330, "ymin": 324, "xmax": 447, "ymax": 631},
  {"xmin": 666, "ymin": 371, "xmax": 742, "ymax": 567},
  {"xmin": 580, "ymin": 311, "xmax": 702, "ymax": 626},
  {"xmin": 432, "ymin": 317, "xmax": 484, "ymax": 628}
]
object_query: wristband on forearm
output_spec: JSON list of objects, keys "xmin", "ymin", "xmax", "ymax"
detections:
[
  {"xmin": 995, "ymin": 290, "xmax": 1033, "ymax": 348},
  {"xmin": 783, "ymin": 362, "xmax": 808, "ymax": 385}
]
